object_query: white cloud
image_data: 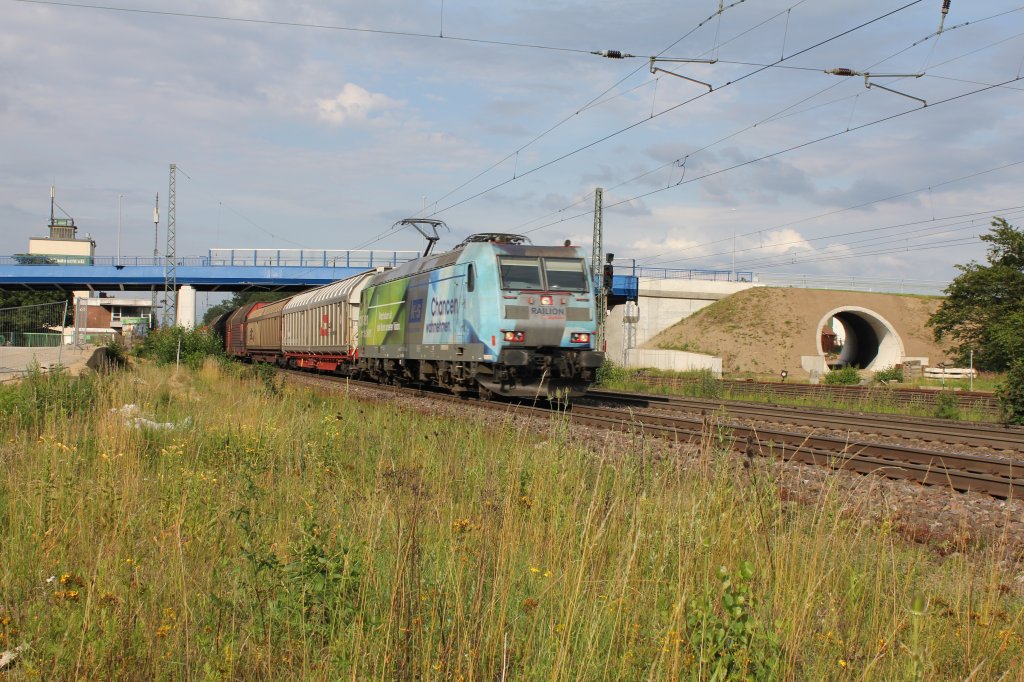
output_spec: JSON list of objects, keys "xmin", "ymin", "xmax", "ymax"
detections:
[
  {"xmin": 760, "ymin": 228, "xmax": 813, "ymax": 254},
  {"xmin": 316, "ymin": 84, "xmax": 403, "ymax": 127}
]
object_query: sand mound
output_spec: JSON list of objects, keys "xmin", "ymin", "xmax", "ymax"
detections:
[{"xmin": 644, "ymin": 287, "xmax": 953, "ymax": 377}]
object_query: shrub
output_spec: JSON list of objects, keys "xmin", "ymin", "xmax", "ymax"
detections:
[
  {"xmin": 997, "ymin": 361, "xmax": 1024, "ymax": 425},
  {"xmin": 595, "ymin": 359, "xmax": 628, "ymax": 386},
  {"xmin": 934, "ymin": 391, "xmax": 960, "ymax": 420},
  {"xmin": 873, "ymin": 365, "xmax": 904, "ymax": 384},
  {"xmin": 103, "ymin": 335, "xmax": 129, "ymax": 368},
  {"xmin": 823, "ymin": 365, "xmax": 860, "ymax": 385},
  {"xmin": 135, "ymin": 326, "xmax": 223, "ymax": 369},
  {"xmin": 691, "ymin": 368, "xmax": 723, "ymax": 399}
]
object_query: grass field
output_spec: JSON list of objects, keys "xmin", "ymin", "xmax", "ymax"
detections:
[
  {"xmin": 1, "ymin": 363, "xmax": 1022, "ymax": 679},
  {"xmin": 598, "ymin": 367, "xmax": 1004, "ymax": 422}
]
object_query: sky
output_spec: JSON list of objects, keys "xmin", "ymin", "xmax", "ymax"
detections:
[{"xmin": 3, "ymin": 0, "xmax": 1023, "ymax": 293}]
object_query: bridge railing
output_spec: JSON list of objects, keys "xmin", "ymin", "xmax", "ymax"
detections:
[
  {"xmin": 1, "ymin": 249, "xmax": 420, "ymax": 269},
  {"xmin": 614, "ymin": 263, "xmax": 754, "ymax": 283},
  {"xmin": 206, "ymin": 249, "xmax": 419, "ymax": 268}
]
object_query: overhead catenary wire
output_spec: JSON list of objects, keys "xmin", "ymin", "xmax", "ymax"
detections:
[
  {"xmin": 743, "ymin": 235, "xmax": 983, "ymax": 270},
  {"xmin": 506, "ymin": 3, "xmax": 1024, "ymax": 241},
  {"xmin": 171, "ymin": 167, "xmax": 312, "ymax": 250},
  {"xmin": 410, "ymin": 0, "xmax": 777, "ymax": 215},
  {"xmin": 513, "ymin": 72, "xmax": 1023, "ymax": 256},
  {"xmin": 639, "ymin": 159, "xmax": 1024, "ymax": 268},
  {"xmin": 10, "ymin": 0, "xmax": 595, "ymax": 55},
  {"xmin": 422, "ymin": 0, "xmax": 927, "ymax": 224},
  {"xmin": 348, "ymin": 0, "xmax": 780, "ymax": 252},
  {"xmin": 692, "ymin": 205, "xmax": 1024, "ymax": 268},
  {"xmin": 707, "ymin": 205, "xmax": 1024, "ymax": 271}
]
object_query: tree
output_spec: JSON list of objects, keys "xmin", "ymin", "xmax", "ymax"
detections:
[
  {"xmin": 201, "ymin": 291, "xmax": 290, "ymax": 325},
  {"xmin": 0, "ymin": 290, "xmax": 70, "ymax": 310},
  {"xmin": 12, "ymin": 254, "xmax": 57, "ymax": 265},
  {"xmin": 928, "ymin": 218, "xmax": 1024, "ymax": 371}
]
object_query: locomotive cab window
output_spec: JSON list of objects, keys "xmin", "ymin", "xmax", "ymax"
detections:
[
  {"xmin": 467, "ymin": 263, "xmax": 475, "ymax": 292},
  {"xmin": 543, "ymin": 258, "xmax": 588, "ymax": 291},
  {"xmin": 498, "ymin": 257, "xmax": 543, "ymax": 290}
]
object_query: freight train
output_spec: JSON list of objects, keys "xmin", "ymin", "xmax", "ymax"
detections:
[{"xmin": 218, "ymin": 232, "xmax": 605, "ymax": 398}]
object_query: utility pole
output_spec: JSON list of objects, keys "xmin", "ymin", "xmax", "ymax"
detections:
[
  {"xmin": 117, "ymin": 194, "xmax": 124, "ymax": 266},
  {"xmin": 151, "ymin": 193, "xmax": 159, "ymax": 328},
  {"xmin": 591, "ymin": 187, "xmax": 606, "ymax": 352},
  {"xmin": 163, "ymin": 164, "xmax": 177, "ymax": 327}
]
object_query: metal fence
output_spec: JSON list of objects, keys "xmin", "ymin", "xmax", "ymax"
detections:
[
  {"xmin": 756, "ymin": 273, "xmax": 949, "ymax": 296},
  {"xmin": 206, "ymin": 248, "xmax": 419, "ymax": 268},
  {"xmin": 0, "ymin": 300, "xmax": 69, "ymax": 377},
  {"xmin": 613, "ymin": 264, "xmax": 948, "ymax": 296},
  {"xmin": 613, "ymin": 263, "xmax": 754, "ymax": 283},
  {"xmin": 1, "ymin": 250, "xmax": 422, "ymax": 268}
]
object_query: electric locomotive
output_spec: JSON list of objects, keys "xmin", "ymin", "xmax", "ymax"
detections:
[{"xmin": 358, "ymin": 233, "xmax": 604, "ymax": 398}]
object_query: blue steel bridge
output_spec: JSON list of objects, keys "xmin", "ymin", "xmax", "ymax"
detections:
[
  {"xmin": 0, "ymin": 249, "xmax": 418, "ymax": 292},
  {"xmin": 0, "ymin": 248, "xmax": 644, "ymax": 299}
]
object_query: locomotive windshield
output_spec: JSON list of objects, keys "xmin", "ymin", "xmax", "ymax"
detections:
[
  {"xmin": 544, "ymin": 258, "xmax": 588, "ymax": 291},
  {"xmin": 499, "ymin": 257, "xmax": 543, "ymax": 290}
]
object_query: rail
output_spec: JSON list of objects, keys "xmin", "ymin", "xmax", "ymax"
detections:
[{"xmin": 632, "ymin": 375, "xmax": 1000, "ymax": 416}]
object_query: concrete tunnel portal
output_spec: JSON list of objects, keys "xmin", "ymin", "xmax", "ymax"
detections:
[{"xmin": 817, "ymin": 306, "xmax": 906, "ymax": 372}]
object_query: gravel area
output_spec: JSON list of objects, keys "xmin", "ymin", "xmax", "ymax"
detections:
[{"xmin": 286, "ymin": 373, "xmax": 1024, "ymax": 579}]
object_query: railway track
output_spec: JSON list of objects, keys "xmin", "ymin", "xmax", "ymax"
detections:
[
  {"xmin": 585, "ymin": 389, "xmax": 1024, "ymax": 452},
  {"xmin": 570, "ymin": 404, "xmax": 1024, "ymax": 499},
  {"xmin": 282, "ymin": 371, "xmax": 1024, "ymax": 499},
  {"xmin": 636, "ymin": 375, "xmax": 1000, "ymax": 416}
]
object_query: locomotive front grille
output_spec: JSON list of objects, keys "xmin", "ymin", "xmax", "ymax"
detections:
[{"xmin": 504, "ymin": 305, "xmax": 530, "ymax": 319}]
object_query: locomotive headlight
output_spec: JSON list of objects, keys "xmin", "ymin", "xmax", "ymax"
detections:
[
  {"xmin": 503, "ymin": 330, "xmax": 526, "ymax": 342},
  {"xmin": 570, "ymin": 332, "xmax": 591, "ymax": 343},
  {"xmin": 540, "ymin": 295, "xmax": 553, "ymax": 305}
]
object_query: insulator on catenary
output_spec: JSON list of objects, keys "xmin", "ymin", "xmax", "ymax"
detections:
[
  {"xmin": 942, "ymin": 0, "xmax": 951, "ymax": 16},
  {"xmin": 827, "ymin": 67, "xmax": 857, "ymax": 76},
  {"xmin": 593, "ymin": 49, "xmax": 628, "ymax": 59}
]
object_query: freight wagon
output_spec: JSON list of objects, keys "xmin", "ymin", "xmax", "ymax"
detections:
[{"xmin": 229, "ymin": 232, "xmax": 604, "ymax": 399}]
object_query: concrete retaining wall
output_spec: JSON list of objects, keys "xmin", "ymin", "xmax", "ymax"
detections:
[
  {"xmin": 623, "ymin": 348, "xmax": 722, "ymax": 376},
  {"xmin": 606, "ymin": 279, "xmax": 759, "ymax": 367}
]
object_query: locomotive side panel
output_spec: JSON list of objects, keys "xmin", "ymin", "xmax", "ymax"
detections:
[{"xmin": 361, "ymin": 260, "xmax": 487, "ymax": 363}]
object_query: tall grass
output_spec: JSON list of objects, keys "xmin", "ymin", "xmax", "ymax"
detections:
[
  {"xmin": 599, "ymin": 367, "xmax": 998, "ymax": 421},
  {"xmin": 1, "ymin": 364, "xmax": 1021, "ymax": 679}
]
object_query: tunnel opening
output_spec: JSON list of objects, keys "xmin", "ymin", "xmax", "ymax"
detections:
[{"xmin": 817, "ymin": 307, "xmax": 904, "ymax": 372}]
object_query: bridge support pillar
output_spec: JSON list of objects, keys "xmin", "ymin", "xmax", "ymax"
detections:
[{"xmin": 175, "ymin": 285, "xmax": 196, "ymax": 329}]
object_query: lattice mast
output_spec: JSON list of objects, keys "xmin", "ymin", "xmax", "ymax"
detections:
[
  {"xmin": 591, "ymin": 187, "xmax": 606, "ymax": 352},
  {"xmin": 162, "ymin": 164, "xmax": 177, "ymax": 327}
]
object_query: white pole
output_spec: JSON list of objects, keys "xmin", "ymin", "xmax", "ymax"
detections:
[
  {"xmin": 969, "ymin": 349, "xmax": 974, "ymax": 391},
  {"xmin": 117, "ymin": 194, "xmax": 124, "ymax": 265},
  {"xmin": 732, "ymin": 227, "xmax": 736, "ymax": 280}
]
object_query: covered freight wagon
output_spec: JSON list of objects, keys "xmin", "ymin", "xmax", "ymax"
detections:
[
  {"xmin": 282, "ymin": 269, "xmax": 379, "ymax": 371},
  {"xmin": 225, "ymin": 302, "xmax": 266, "ymax": 358},
  {"xmin": 245, "ymin": 298, "xmax": 291, "ymax": 363}
]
